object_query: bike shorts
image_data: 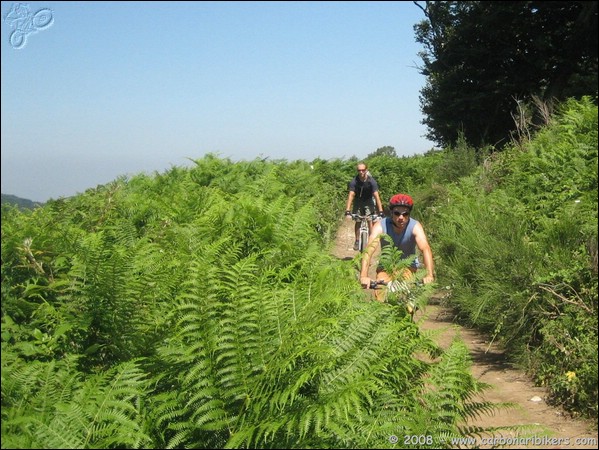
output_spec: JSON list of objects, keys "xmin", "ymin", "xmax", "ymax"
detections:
[{"xmin": 352, "ymin": 198, "xmax": 375, "ymax": 216}]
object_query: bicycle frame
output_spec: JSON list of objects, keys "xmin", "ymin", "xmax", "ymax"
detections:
[{"xmin": 351, "ymin": 213, "xmax": 378, "ymax": 252}]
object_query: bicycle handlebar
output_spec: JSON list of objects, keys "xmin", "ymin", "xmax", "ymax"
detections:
[
  {"xmin": 351, "ymin": 213, "xmax": 381, "ymax": 221},
  {"xmin": 369, "ymin": 279, "xmax": 388, "ymax": 289}
]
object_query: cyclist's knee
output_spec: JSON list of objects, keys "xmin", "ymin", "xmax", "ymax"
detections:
[
  {"xmin": 374, "ymin": 290, "xmax": 386, "ymax": 302},
  {"xmin": 402, "ymin": 268, "xmax": 415, "ymax": 280},
  {"xmin": 376, "ymin": 270, "xmax": 392, "ymax": 283}
]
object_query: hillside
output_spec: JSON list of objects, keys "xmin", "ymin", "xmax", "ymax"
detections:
[{"xmin": 1, "ymin": 193, "xmax": 43, "ymax": 209}]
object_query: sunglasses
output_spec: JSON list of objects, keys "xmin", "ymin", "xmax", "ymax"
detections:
[{"xmin": 392, "ymin": 210, "xmax": 410, "ymax": 217}]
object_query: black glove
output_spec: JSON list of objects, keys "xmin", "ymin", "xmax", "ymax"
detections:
[
  {"xmin": 345, "ymin": 210, "xmax": 352, "ymax": 216},
  {"xmin": 378, "ymin": 211, "xmax": 385, "ymax": 218}
]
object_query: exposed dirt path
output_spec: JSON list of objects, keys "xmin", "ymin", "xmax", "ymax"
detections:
[{"xmin": 332, "ymin": 219, "xmax": 598, "ymax": 449}]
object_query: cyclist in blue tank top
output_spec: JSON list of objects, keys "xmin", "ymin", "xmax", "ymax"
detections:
[{"xmin": 360, "ymin": 193, "xmax": 435, "ymax": 301}]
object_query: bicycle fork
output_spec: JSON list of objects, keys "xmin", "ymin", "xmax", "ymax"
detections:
[{"xmin": 358, "ymin": 220, "xmax": 369, "ymax": 252}]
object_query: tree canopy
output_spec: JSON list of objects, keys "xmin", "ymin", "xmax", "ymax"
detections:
[
  {"xmin": 367, "ymin": 145, "xmax": 398, "ymax": 158},
  {"xmin": 414, "ymin": 1, "xmax": 598, "ymax": 149}
]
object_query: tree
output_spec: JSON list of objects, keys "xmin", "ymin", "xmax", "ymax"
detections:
[
  {"xmin": 367, "ymin": 146, "xmax": 398, "ymax": 158},
  {"xmin": 413, "ymin": 1, "xmax": 598, "ymax": 150}
]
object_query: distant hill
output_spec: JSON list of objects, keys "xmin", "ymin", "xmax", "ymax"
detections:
[{"xmin": 1, "ymin": 193, "xmax": 44, "ymax": 209}]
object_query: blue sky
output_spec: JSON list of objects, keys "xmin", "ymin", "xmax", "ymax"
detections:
[{"xmin": 1, "ymin": 1, "xmax": 435, "ymax": 202}]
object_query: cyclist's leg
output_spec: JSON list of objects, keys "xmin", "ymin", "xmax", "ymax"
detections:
[
  {"xmin": 373, "ymin": 268, "xmax": 392, "ymax": 302},
  {"xmin": 364, "ymin": 201, "xmax": 376, "ymax": 234},
  {"xmin": 396, "ymin": 267, "xmax": 417, "ymax": 315},
  {"xmin": 400, "ymin": 267, "xmax": 416, "ymax": 281},
  {"xmin": 379, "ymin": 267, "xmax": 417, "ymax": 315}
]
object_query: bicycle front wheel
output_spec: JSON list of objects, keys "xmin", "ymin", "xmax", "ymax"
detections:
[{"xmin": 359, "ymin": 229, "xmax": 369, "ymax": 252}]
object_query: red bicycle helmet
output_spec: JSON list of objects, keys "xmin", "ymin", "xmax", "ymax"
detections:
[{"xmin": 389, "ymin": 193, "xmax": 414, "ymax": 209}]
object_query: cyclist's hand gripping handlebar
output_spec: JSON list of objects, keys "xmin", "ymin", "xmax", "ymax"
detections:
[{"xmin": 368, "ymin": 279, "xmax": 387, "ymax": 289}]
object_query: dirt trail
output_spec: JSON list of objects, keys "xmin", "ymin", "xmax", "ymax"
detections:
[{"xmin": 332, "ymin": 219, "xmax": 598, "ymax": 449}]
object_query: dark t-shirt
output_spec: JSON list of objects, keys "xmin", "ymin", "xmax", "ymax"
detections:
[{"xmin": 348, "ymin": 175, "xmax": 379, "ymax": 201}]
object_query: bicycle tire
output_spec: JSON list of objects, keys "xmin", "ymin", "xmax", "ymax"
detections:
[
  {"xmin": 359, "ymin": 229, "xmax": 369, "ymax": 252},
  {"xmin": 9, "ymin": 30, "xmax": 26, "ymax": 49},
  {"xmin": 33, "ymin": 9, "xmax": 54, "ymax": 29}
]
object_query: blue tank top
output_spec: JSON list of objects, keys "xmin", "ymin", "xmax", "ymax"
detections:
[{"xmin": 381, "ymin": 217, "xmax": 420, "ymax": 268}]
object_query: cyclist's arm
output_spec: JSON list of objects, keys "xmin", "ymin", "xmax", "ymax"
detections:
[
  {"xmin": 360, "ymin": 220, "xmax": 383, "ymax": 286},
  {"xmin": 345, "ymin": 191, "xmax": 356, "ymax": 212},
  {"xmin": 413, "ymin": 222, "xmax": 435, "ymax": 284},
  {"xmin": 373, "ymin": 191, "xmax": 384, "ymax": 214}
]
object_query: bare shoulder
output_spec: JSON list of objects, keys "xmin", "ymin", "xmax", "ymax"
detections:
[{"xmin": 412, "ymin": 220, "xmax": 427, "ymax": 236}]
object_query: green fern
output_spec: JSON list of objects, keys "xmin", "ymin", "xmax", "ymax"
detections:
[{"xmin": 2, "ymin": 355, "xmax": 150, "ymax": 448}]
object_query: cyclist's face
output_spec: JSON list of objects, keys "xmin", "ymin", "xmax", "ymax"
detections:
[
  {"xmin": 391, "ymin": 207, "xmax": 410, "ymax": 226},
  {"xmin": 357, "ymin": 166, "xmax": 367, "ymax": 179}
]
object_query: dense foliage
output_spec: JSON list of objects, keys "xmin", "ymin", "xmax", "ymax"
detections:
[
  {"xmin": 426, "ymin": 97, "xmax": 598, "ymax": 418},
  {"xmin": 414, "ymin": 1, "xmax": 598, "ymax": 149},
  {"xmin": 2, "ymin": 156, "xmax": 502, "ymax": 448},
  {"xmin": 2, "ymin": 98, "xmax": 596, "ymax": 448}
]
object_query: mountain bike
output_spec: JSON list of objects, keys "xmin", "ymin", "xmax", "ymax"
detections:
[
  {"xmin": 351, "ymin": 213, "xmax": 379, "ymax": 252},
  {"xmin": 368, "ymin": 278, "xmax": 424, "ymax": 321}
]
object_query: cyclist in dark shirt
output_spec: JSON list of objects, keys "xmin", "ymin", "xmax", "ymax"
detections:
[{"xmin": 344, "ymin": 162, "xmax": 384, "ymax": 250}]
